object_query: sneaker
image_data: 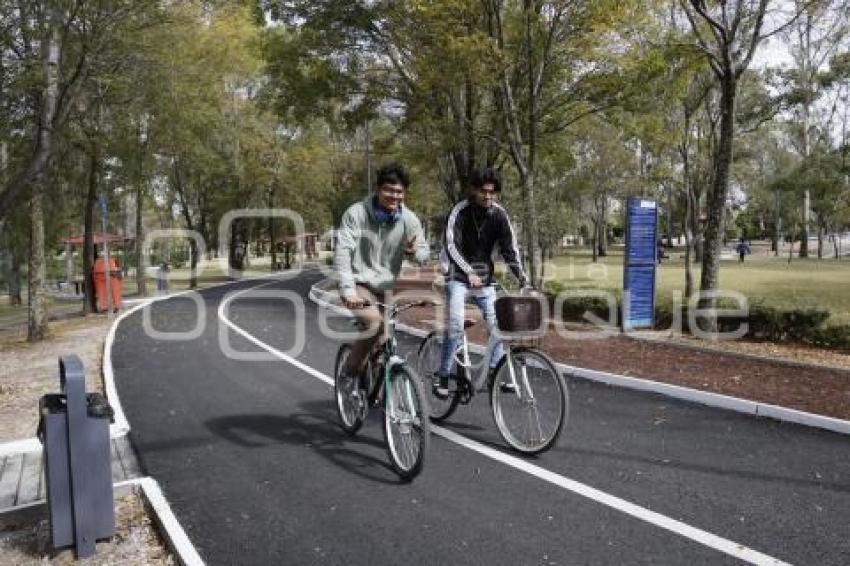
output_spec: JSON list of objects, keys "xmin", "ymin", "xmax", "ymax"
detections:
[
  {"xmin": 492, "ymin": 367, "xmax": 518, "ymax": 394},
  {"xmin": 433, "ymin": 372, "xmax": 450, "ymax": 399}
]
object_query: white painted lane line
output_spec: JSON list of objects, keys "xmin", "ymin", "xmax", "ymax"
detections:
[
  {"xmin": 106, "ymin": 272, "xmax": 298, "ymax": 436},
  {"xmin": 218, "ymin": 281, "xmax": 332, "ymax": 385},
  {"xmin": 220, "ymin": 280, "xmax": 791, "ymax": 566}
]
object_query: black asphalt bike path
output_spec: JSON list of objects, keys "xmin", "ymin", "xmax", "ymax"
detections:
[{"xmin": 111, "ymin": 272, "xmax": 850, "ymax": 565}]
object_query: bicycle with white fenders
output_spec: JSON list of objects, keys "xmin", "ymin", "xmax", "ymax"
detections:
[{"xmin": 417, "ymin": 287, "xmax": 568, "ymax": 454}]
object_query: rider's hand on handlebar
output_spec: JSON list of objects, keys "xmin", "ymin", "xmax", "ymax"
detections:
[
  {"xmin": 342, "ymin": 293, "xmax": 366, "ymax": 309},
  {"xmin": 404, "ymin": 236, "xmax": 418, "ymax": 255},
  {"xmin": 468, "ymin": 274, "xmax": 483, "ymax": 288}
]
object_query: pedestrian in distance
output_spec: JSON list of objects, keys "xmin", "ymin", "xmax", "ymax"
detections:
[{"xmin": 736, "ymin": 238, "xmax": 751, "ymax": 262}]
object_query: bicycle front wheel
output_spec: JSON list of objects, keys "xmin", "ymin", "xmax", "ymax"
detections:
[
  {"xmin": 417, "ymin": 331, "xmax": 460, "ymax": 422},
  {"xmin": 334, "ymin": 344, "xmax": 367, "ymax": 435},
  {"xmin": 383, "ymin": 365, "xmax": 430, "ymax": 481},
  {"xmin": 490, "ymin": 348, "xmax": 568, "ymax": 455}
]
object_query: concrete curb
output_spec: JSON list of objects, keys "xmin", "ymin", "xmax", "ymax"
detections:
[
  {"xmin": 0, "ymin": 477, "xmax": 204, "ymax": 565},
  {"xmin": 116, "ymin": 477, "xmax": 205, "ymax": 566},
  {"xmin": 0, "ymin": 438, "xmax": 41, "ymax": 458},
  {"xmin": 309, "ymin": 278, "xmax": 850, "ymax": 436}
]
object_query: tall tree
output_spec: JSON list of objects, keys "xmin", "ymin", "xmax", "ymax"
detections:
[
  {"xmin": 779, "ymin": 0, "xmax": 850, "ymax": 257},
  {"xmin": 680, "ymin": 0, "xmax": 801, "ymax": 306},
  {"xmin": 26, "ymin": 4, "xmax": 61, "ymax": 341},
  {"xmin": 483, "ymin": 0, "xmax": 657, "ymax": 286}
]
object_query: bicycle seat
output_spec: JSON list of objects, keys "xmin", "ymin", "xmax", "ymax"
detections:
[{"xmin": 464, "ymin": 318, "xmax": 476, "ymax": 329}]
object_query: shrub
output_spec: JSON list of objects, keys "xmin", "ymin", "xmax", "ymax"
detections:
[
  {"xmin": 806, "ymin": 325, "xmax": 850, "ymax": 351},
  {"xmin": 545, "ymin": 284, "xmax": 845, "ymax": 350}
]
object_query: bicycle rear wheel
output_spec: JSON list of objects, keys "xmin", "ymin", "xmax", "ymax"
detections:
[
  {"xmin": 383, "ymin": 365, "xmax": 430, "ymax": 480},
  {"xmin": 334, "ymin": 344, "xmax": 367, "ymax": 435},
  {"xmin": 417, "ymin": 331, "xmax": 461, "ymax": 422},
  {"xmin": 490, "ymin": 348, "xmax": 568, "ymax": 454}
]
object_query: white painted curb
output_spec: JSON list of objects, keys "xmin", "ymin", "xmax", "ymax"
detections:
[{"xmin": 309, "ymin": 279, "xmax": 850, "ymax": 436}]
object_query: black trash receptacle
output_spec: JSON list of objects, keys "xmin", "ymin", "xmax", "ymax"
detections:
[{"xmin": 38, "ymin": 356, "xmax": 115, "ymax": 559}]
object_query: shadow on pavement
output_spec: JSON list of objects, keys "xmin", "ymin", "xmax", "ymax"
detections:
[{"xmin": 206, "ymin": 404, "xmax": 406, "ymax": 485}]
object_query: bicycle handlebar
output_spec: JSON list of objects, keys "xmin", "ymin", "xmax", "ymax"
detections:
[{"xmin": 352, "ymin": 298, "xmax": 440, "ymax": 316}]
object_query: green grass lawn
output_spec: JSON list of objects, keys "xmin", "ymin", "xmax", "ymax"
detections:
[{"xmin": 542, "ymin": 248, "xmax": 850, "ymax": 324}]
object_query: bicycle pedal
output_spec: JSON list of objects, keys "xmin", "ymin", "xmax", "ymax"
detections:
[
  {"xmin": 431, "ymin": 385, "xmax": 450, "ymax": 400},
  {"xmin": 458, "ymin": 386, "xmax": 474, "ymax": 405}
]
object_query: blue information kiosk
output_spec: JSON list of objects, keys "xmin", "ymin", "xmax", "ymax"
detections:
[{"xmin": 623, "ymin": 197, "xmax": 658, "ymax": 330}]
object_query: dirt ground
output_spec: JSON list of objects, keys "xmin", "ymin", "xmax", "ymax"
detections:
[
  {"xmin": 0, "ymin": 311, "xmax": 175, "ymax": 564},
  {"xmin": 0, "ymin": 491, "xmax": 173, "ymax": 565},
  {"xmin": 400, "ymin": 306, "xmax": 850, "ymax": 420},
  {"xmin": 0, "ymin": 315, "xmax": 112, "ymax": 443}
]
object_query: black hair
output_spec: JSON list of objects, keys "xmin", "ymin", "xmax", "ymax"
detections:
[
  {"xmin": 376, "ymin": 162, "xmax": 410, "ymax": 189},
  {"xmin": 470, "ymin": 167, "xmax": 501, "ymax": 192}
]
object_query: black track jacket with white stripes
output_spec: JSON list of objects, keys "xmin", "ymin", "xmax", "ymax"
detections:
[{"xmin": 439, "ymin": 199, "xmax": 528, "ymax": 287}]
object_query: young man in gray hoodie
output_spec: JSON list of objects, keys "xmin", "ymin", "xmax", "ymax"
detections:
[{"xmin": 335, "ymin": 163, "xmax": 430, "ymax": 378}]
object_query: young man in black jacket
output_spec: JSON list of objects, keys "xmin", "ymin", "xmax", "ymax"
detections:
[{"xmin": 435, "ymin": 167, "xmax": 529, "ymax": 397}]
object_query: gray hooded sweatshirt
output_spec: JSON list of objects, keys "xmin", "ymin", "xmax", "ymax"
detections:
[{"xmin": 334, "ymin": 196, "xmax": 430, "ymax": 296}]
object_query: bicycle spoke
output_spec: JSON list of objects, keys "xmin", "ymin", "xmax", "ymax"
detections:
[
  {"xmin": 417, "ymin": 332, "xmax": 461, "ymax": 422},
  {"xmin": 491, "ymin": 350, "xmax": 567, "ymax": 454}
]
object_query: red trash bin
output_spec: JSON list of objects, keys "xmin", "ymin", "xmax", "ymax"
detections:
[{"xmin": 92, "ymin": 257, "xmax": 123, "ymax": 313}]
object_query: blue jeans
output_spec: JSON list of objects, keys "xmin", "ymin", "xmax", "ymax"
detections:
[{"xmin": 439, "ymin": 281, "xmax": 504, "ymax": 376}]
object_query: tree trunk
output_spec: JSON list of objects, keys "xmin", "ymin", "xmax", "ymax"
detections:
[
  {"xmin": 268, "ymin": 188, "xmax": 277, "ymax": 270},
  {"xmin": 135, "ymin": 180, "xmax": 146, "ymax": 296},
  {"xmin": 269, "ymin": 218, "xmax": 277, "ymax": 270},
  {"xmin": 772, "ymin": 192, "xmax": 780, "ymax": 254},
  {"xmin": 699, "ymin": 76, "xmax": 736, "ymax": 309},
  {"xmin": 683, "ymin": 150, "xmax": 694, "ymax": 300},
  {"xmin": 817, "ymin": 225, "xmax": 823, "ymax": 259},
  {"xmin": 684, "ymin": 221, "xmax": 693, "ymax": 299},
  {"xmin": 788, "ymin": 233, "xmax": 795, "ymax": 263},
  {"xmin": 597, "ymin": 220, "xmax": 606, "ymax": 257},
  {"xmin": 540, "ymin": 244, "xmax": 547, "ymax": 281},
  {"xmin": 800, "ymin": 189, "xmax": 810, "ymax": 257},
  {"xmin": 694, "ymin": 229, "xmax": 704, "ymax": 263},
  {"xmin": 591, "ymin": 221, "xmax": 598, "ymax": 263},
  {"xmin": 27, "ymin": 9, "xmax": 61, "ymax": 341},
  {"xmin": 522, "ymin": 173, "xmax": 542, "ymax": 287},
  {"xmin": 598, "ymin": 197, "xmax": 608, "ymax": 257},
  {"xmin": 666, "ymin": 183, "xmax": 673, "ymax": 247},
  {"xmin": 83, "ymin": 149, "xmax": 98, "ymax": 313},
  {"xmin": 28, "ymin": 186, "xmax": 47, "ymax": 341},
  {"xmin": 64, "ymin": 242, "xmax": 73, "ymax": 286},
  {"xmin": 189, "ymin": 238, "xmax": 198, "ymax": 289},
  {"xmin": 9, "ymin": 250, "xmax": 22, "ymax": 306}
]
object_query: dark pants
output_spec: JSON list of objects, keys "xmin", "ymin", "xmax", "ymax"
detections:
[{"xmin": 344, "ymin": 285, "xmax": 386, "ymax": 375}]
